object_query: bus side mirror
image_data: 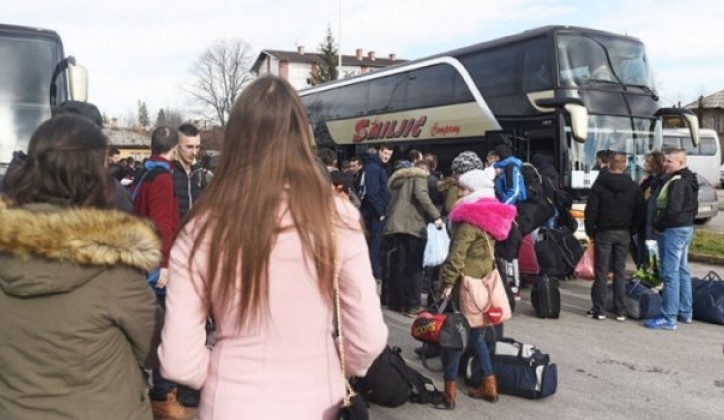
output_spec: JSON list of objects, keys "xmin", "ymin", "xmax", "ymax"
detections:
[
  {"xmin": 68, "ymin": 64, "xmax": 88, "ymax": 103},
  {"xmin": 535, "ymin": 98, "xmax": 589, "ymax": 143},
  {"xmin": 564, "ymin": 103, "xmax": 588, "ymax": 143},
  {"xmin": 683, "ymin": 113, "xmax": 700, "ymax": 147},
  {"xmin": 655, "ymin": 108, "xmax": 700, "ymax": 147}
]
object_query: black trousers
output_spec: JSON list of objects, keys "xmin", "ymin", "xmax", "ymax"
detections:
[
  {"xmin": 390, "ymin": 233, "xmax": 426, "ymax": 310},
  {"xmin": 591, "ymin": 229, "xmax": 630, "ymax": 315}
]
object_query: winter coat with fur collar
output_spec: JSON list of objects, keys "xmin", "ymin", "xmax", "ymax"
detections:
[
  {"xmin": 0, "ymin": 199, "xmax": 163, "ymax": 420},
  {"xmin": 384, "ymin": 167, "xmax": 441, "ymax": 238},
  {"xmin": 439, "ymin": 198, "xmax": 517, "ymax": 290}
]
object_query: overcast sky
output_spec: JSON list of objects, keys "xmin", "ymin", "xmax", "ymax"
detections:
[{"xmin": 4, "ymin": 0, "xmax": 724, "ymax": 121}]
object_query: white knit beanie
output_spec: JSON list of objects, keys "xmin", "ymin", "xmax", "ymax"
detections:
[{"xmin": 458, "ymin": 169, "xmax": 495, "ymax": 198}]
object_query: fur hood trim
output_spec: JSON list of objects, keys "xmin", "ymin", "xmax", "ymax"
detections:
[
  {"xmin": 0, "ymin": 200, "xmax": 161, "ymax": 271},
  {"xmin": 449, "ymin": 198, "xmax": 517, "ymax": 241},
  {"xmin": 388, "ymin": 167, "xmax": 429, "ymax": 188}
]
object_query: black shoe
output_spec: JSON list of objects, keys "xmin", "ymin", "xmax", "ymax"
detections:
[{"xmin": 586, "ymin": 309, "xmax": 606, "ymax": 320}]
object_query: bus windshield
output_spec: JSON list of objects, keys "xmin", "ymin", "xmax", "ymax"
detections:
[
  {"xmin": 0, "ymin": 34, "xmax": 62, "ymax": 167},
  {"xmin": 557, "ymin": 34, "xmax": 653, "ymax": 89},
  {"xmin": 569, "ymin": 115, "xmax": 661, "ymax": 187}
]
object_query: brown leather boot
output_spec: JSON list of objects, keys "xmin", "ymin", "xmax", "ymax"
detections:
[
  {"xmin": 151, "ymin": 388, "xmax": 198, "ymax": 419},
  {"xmin": 442, "ymin": 380, "xmax": 456, "ymax": 409},
  {"xmin": 469, "ymin": 374, "xmax": 499, "ymax": 403}
]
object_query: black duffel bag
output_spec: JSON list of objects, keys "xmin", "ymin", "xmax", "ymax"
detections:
[
  {"xmin": 691, "ymin": 271, "xmax": 724, "ymax": 325},
  {"xmin": 352, "ymin": 346, "xmax": 443, "ymax": 408},
  {"xmin": 535, "ymin": 227, "xmax": 583, "ymax": 277}
]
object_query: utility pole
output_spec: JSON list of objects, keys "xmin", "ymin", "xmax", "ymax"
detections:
[{"xmin": 337, "ymin": 0, "xmax": 342, "ymax": 80}]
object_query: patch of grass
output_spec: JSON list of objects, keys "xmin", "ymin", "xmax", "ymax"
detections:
[{"xmin": 690, "ymin": 230, "xmax": 724, "ymax": 257}]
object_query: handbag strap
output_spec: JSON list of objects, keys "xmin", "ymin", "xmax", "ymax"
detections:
[
  {"xmin": 332, "ymin": 237, "xmax": 357, "ymax": 407},
  {"xmin": 483, "ymin": 233, "xmax": 496, "ymax": 270},
  {"xmin": 482, "ymin": 234, "xmax": 498, "ymax": 306}
]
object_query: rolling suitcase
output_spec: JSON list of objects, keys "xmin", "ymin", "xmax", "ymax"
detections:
[
  {"xmin": 518, "ymin": 233, "xmax": 540, "ymax": 276},
  {"xmin": 530, "ymin": 274, "xmax": 561, "ymax": 319}
]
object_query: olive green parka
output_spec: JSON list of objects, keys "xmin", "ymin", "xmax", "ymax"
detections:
[
  {"xmin": 384, "ymin": 167, "xmax": 441, "ymax": 238},
  {"xmin": 0, "ymin": 199, "xmax": 163, "ymax": 420}
]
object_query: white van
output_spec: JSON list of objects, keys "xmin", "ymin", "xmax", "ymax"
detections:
[{"xmin": 663, "ymin": 128, "xmax": 721, "ymax": 186}]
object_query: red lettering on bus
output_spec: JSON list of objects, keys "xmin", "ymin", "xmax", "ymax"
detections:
[
  {"xmin": 353, "ymin": 119, "xmax": 369, "ymax": 142},
  {"xmin": 369, "ymin": 120, "xmax": 382, "ymax": 139},
  {"xmin": 431, "ymin": 122, "xmax": 461, "ymax": 137},
  {"xmin": 393, "ymin": 119, "xmax": 408, "ymax": 137},
  {"xmin": 352, "ymin": 116, "xmax": 428, "ymax": 143},
  {"xmin": 411, "ymin": 116, "xmax": 427, "ymax": 138}
]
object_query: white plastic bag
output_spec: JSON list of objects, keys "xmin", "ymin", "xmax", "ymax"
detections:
[{"xmin": 423, "ymin": 223, "xmax": 451, "ymax": 267}]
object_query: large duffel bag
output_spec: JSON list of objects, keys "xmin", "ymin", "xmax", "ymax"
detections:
[
  {"xmin": 535, "ymin": 227, "xmax": 583, "ymax": 277},
  {"xmin": 353, "ymin": 346, "xmax": 443, "ymax": 407},
  {"xmin": 492, "ymin": 338, "xmax": 558, "ymax": 399},
  {"xmin": 691, "ymin": 271, "xmax": 724, "ymax": 325},
  {"xmin": 605, "ymin": 280, "xmax": 662, "ymax": 320},
  {"xmin": 531, "ymin": 274, "xmax": 561, "ymax": 319}
]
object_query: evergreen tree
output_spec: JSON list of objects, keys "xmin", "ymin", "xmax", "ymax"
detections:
[
  {"xmin": 309, "ymin": 26, "xmax": 339, "ymax": 85},
  {"xmin": 138, "ymin": 100, "xmax": 150, "ymax": 128},
  {"xmin": 155, "ymin": 109, "xmax": 166, "ymax": 127}
]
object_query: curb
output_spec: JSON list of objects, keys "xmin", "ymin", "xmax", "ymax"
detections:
[{"xmin": 689, "ymin": 253, "xmax": 724, "ymax": 266}]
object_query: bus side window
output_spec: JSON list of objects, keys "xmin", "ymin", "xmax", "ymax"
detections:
[{"xmin": 700, "ymin": 136, "xmax": 717, "ymax": 156}]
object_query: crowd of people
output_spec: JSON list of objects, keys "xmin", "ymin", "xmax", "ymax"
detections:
[{"xmin": 0, "ymin": 74, "xmax": 700, "ymax": 419}]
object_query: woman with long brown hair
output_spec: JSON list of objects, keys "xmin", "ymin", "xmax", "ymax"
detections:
[{"xmin": 159, "ymin": 76, "xmax": 387, "ymax": 419}]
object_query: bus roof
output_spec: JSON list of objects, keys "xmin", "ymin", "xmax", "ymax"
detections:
[
  {"xmin": 300, "ymin": 25, "xmax": 644, "ymax": 95},
  {"xmin": 0, "ymin": 23, "xmax": 61, "ymax": 40}
]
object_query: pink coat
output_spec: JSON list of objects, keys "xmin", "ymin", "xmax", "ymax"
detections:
[{"xmin": 159, "ymin": 198, "xmax": 387, "ymax": 419}]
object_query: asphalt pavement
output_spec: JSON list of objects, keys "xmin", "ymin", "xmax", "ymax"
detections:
[{"xmin": 368, "ymin": 260, "xmax": 724, "ymax": 420}]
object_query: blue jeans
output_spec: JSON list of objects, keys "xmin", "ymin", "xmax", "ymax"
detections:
[
  {"xmin": 442, "ymin": 328, "xmax": 494, "ymax": 381},
  {"xmin": 657, "ymin": 226, "xmax": 694, "ymax": 322}
]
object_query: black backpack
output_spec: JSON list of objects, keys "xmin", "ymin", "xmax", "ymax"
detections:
[
  {"xmin": 352, "ymin": 346, "xmax": 443, "ymax": 407},
  {"xmin": 516, "ymin": 163, "xmax": 555, "ymax": 235}
]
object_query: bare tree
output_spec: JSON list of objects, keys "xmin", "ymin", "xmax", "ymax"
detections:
[{"xmin": 186, "ymin": 39, "xmax": 255, "ymax": 127}]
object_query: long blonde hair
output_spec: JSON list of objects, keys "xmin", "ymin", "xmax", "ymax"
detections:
[{"xmin": 183, "ymin": 76, "xmax": 337, "ymax": 330}]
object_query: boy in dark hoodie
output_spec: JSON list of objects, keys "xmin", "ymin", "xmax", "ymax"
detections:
[{"xmin": 584, "ymin": 152, "xmax": 644, "ymax": 321}]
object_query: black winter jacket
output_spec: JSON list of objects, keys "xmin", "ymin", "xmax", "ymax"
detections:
[
  {"xmin": 653, "ymin": 168, "xmax": 699, "ymax": 231},
  {"xmin": 585, "ymin": 171, "xmax": 643, "ymax": 237},
  {"xmin": 172, "ymin": 161, "xmax": 207, "ymax": 220}
]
